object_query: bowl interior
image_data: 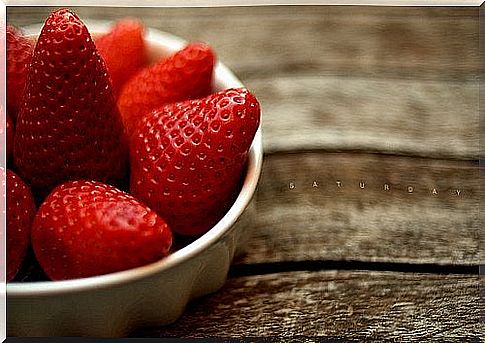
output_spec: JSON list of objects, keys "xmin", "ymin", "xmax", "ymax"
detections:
[{"xmin": 8, "ymin": 21, "xmax": 263, "ymax": 296}]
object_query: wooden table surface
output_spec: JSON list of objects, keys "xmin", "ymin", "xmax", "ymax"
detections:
[{"xmin": 7, "ymin": 5, "xmax": 482, "ymax": 340}]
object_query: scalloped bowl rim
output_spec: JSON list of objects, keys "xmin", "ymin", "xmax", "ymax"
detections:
[{"xmin": 7, "ymin": 20, "xmax": 263, "ymax": 296}]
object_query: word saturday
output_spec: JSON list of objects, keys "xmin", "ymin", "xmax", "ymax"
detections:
[{"xmin": 288, "ymin": 181, "xmax": 463, "ymax": 196}]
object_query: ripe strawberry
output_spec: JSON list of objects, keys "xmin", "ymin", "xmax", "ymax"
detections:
[
  {"xmin": 118, "ymin": 43, "xmax": 215, "ymax": 137},
  {"xmin": 6, "ymin": 169, "xmax": 36, "ymax": 281},
  {"xmin": 95, "ymin": 18, "xmax": 147, "ymax": 98},
  {"xmin": 0, "ymin": 109, "xmax": 14, "ymax": 162},
  {"xmin": 130, "ymin": 88, "xmax": 260, "ymax": 236},
  {"xmin": 7, "ymin": 25, "xmax": 34, "ymax": 122},
  {"xmin": 7, "ymin": 111, "xmax": 14, "ymax": 162},
  {"xmin": 32, "ymin": 180, "xmax": 173, "ymax": 281},
  {"xmin": 14, "ymin": 9, "xmax": 128, "ymax": 197}
]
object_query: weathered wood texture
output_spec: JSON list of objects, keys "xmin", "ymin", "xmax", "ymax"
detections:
[
  {"xmin": 236, "ymin": 152, "xmax": 480, "ymax": 266},
  {"xmin": 7, "ymin": 6, "xmax": 479, "ymax": 158},
  {"xmin": 7, "ymin": 6, "xmax": 479, "ymax": 80},
  {"xmin": 133, "ymin": 271, "xmax": 481, "ymax": 339},
  {"xmin": 255, "ymin": 76, "xmax": 479, "ymax": 158}
]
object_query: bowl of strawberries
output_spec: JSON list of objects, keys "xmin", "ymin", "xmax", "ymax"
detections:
[{"xmin": 6, "ymin": 9, "xmax": 262, "ymax": 337}]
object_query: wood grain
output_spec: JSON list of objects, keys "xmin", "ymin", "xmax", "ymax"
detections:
[
  {"xmin": 7, "ymin": 6, "xmax": 479, "ymax": 80},
  {"xmin": 254, "ymin": 76, "xmax": 479, "ymax": 158},
  {"xmin": 235, "ymin": 152, "xmax": 480, "ymax": 266},
  {"xmin": 133, "ymin": 271, "xmax": 481, "ymax": 339},
  {"xmin": 7, "ymin": 6, "xmax": 479, "ymax": 159}
]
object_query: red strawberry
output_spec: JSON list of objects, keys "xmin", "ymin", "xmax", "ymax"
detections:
[
  {"xmin": 0, "ymin": 109, "xmax": 14, "ymax": 163},
  {"xmin": 7, "ymin": 25, "xmax": 34, "ymax": 122},
  {"xmin": 6, "ymin": 169, "xmax": 36, "ymax": 281},
  {"xmin": 130, "ymin": 88, "xmax": 260, "ymax": 236},
  {"xmin": 95, "ymin": 18, "xmax": 147, "ymax": 98},
  {"xmin": 32, "ymin": 180, "xmax": 173, "ymax": 280},
  {"xmin": 14, "ymin": 9, "xmax": 128, "ymax": 197},
  {"xmin": 7, "ymin": 111, "xmax": 14, "ymax": 162},
  {"xmin": 118, "ymin": 43, "xmax": 215, "ymax": 137}
]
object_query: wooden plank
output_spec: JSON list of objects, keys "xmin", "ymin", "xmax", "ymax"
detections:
[
  {"xmin": 7, "ymin": 6, "xmax": 478, "ymax": 81},
  {"xmin": 235, "ymin": 152, "xmax": 479, "ymax": 265},
  {"xmin": 7, "ymin": 7, "xmax": 479, "ymax": 159},
  {"xmin": 132, "ymin": 270, "xmax": 481, "ymax": 339},
  {"xmin": 253, "ymin": 76, "xmax": 478, "ymax": 158}
]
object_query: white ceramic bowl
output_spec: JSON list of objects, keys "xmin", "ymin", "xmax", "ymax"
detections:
[{"xmin": 7, "ymin": 21, "xmax": 263, "ymax": 337}]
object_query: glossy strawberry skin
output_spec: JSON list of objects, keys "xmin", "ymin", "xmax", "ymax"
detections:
[
  {"xmin": 130, "ymin": 88, "xmax": 260, "ymax": 236},
  {"xmin": 7, "ymin": 111, "xmax": 14, "ymax": 162},
  {"xmin": 32, "ymin": 180, "xmax": 173, "ymax": 281},
  {"xmin": 95, "ymin": 18, "xmax": 147, "ymax": 98},
  {"xmin": 1, "ymin": 110, "xmax": 14, "ymax": 163},
  {"xmin": 7, "ymin": 25, "xmax": 34, "ymax": 122},
  {"xmin": 118, "ymin": 43, "xmax": 215, "ymax": 137},
  {"xmin": 6, "ymin": 169, "xmax": 37, "ymax": 281},
  {"xmin": 14, "ymin": 9, "xmax": 128, "ymax": 197}
]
